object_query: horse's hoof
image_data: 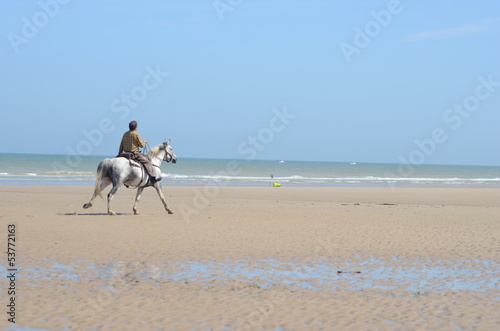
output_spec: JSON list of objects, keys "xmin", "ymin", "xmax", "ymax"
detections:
[
  {"xmin": 83, "ymin": 203, "xmax": 91, "ymax": 209},
  {"xmin": 133, "ymin": 210, "xmax": 139, "ymax": 215},
  {"xmin": 108, "ymin": 211, "xmax": 116, "ymax": 216},
  {"xmin": 167, "ymin": 209, "xmax": 174, "ymax": 215}
]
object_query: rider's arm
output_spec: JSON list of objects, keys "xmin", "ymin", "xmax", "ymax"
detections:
[{"xmin": 135, "ymin": 133, "xmax": 147, "ymax": 148}]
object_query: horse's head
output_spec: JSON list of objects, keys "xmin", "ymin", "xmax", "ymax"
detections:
[{"xmin": 162, "ymin": 139, "xmax": 177, "ymax": 164}]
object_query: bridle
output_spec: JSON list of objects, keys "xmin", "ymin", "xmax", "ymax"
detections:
[
  {"xmin": 155, "ymin": 143, "xmax": 174, "ymax": 163},
  {"xmin": 164, "ymin": 149, "xmax": 174, "ymax": 163},
  {"xmin": 147, "ymin": 142, "xmax": 175, "ymax": 168}
]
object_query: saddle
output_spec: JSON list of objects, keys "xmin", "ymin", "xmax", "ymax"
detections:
[{"xmin": 116, "ymin": 152, "xmax": 142, "ymax": 168}]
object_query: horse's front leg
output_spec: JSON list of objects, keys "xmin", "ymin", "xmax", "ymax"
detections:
[
  {"xmin": 133, "ymin": 187, "xmax": 144, "ymax": 215},
  {"xmin": 154, "ymin": 183, "xmax": 174, "ymax": 214}
]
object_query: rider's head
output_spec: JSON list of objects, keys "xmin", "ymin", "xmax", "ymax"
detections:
[{"xmin": 129, "ymin": 121, "xmax": 138, "ymax": 131}]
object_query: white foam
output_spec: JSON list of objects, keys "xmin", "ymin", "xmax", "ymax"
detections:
[
  {"xmin": 44, "ymin": 171, "xmax": 94, "ymax": 175},
  {"xmin": 158, "ymin": 174, "xmax": 500, "ymax": 186}
]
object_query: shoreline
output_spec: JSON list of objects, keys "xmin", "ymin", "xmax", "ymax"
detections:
[
  {"xmin": 2, "ymin": 154, "xmax": 500, "ymax": 188},
  {"xmin": 2, "ymin": 181, "xmax": 500, "ymax": 189},
  {"xmin": 1, "ymin": 184, "xmax": 499, "ymax": 205}
]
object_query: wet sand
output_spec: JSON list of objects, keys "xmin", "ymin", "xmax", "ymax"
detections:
[{"xmin": 0, "ymin": 185, "xmax": 499, "ymax": 330}]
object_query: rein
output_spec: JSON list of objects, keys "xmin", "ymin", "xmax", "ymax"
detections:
[
  {"xmin": 152, "ymin": 156, "xmax": 163, "ymax": 168},
  {"xmin": 142, "ymin": 142, "xmax": 151, "ymax": 155}
]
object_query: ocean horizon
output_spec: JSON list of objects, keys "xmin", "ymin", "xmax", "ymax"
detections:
[{"xmin": 1, "ymin": 153, "xmax": 499, "ymax": 188}]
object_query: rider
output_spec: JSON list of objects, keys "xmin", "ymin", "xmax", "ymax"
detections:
[{"xmin": 118, "ymin": 120, "xmax": 160, "ymax": 184}]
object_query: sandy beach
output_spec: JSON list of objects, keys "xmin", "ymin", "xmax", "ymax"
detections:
[{"xmin": 0, "ymin": 185, "xmax": 499, "ymax": 330}]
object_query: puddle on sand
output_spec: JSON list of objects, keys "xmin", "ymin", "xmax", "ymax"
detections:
[
  {"xmin": 161, "ymin": 258, "xmax": 499, "ymax": 292},
  {"xmin": 2, "ymin": 256, "xmax": 498, "ymax": 293}
]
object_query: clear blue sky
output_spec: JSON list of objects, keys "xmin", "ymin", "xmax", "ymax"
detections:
[{"xmin": 1, "ymin": 0, "xmax": 499, "ymax": 166}]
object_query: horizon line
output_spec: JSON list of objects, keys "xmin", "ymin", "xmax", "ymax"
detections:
[{"xmin": 0, "ymin": 152, "xmax": 499, "ymax": 168}]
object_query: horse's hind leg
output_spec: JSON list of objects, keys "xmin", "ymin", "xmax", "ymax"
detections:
[
  {"xmin": 107, "ymin": 184, "xmax": 121, "ymax": 216},
  {"xmin": 133, "ymin": 187, "xmax": 144, "ymax": 215},
  {"xmin": 83, "ymin": 195, "xmax": 96, "ymax": 209},
  {"xmin": 83, "ymin": 178, "xmax": 111, "ymax": 209}
]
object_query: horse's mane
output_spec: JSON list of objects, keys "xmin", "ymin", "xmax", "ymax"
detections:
[{"xmin": 147, "ymin": 145, "xmax": 162, "ymax": 158}]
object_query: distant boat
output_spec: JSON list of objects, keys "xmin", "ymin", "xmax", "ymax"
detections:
[
  {"xmin": 278, "ymin": 160, "xmax": 286, "ymax": 164},
  {"xmin": 350, "ymin": 162, "xmax": 357, "ymax": 165}
]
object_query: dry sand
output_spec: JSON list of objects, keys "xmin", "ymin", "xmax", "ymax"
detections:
[{"xmin": 0, "ymin": 185, "xmax": 499, "ymax": 330}]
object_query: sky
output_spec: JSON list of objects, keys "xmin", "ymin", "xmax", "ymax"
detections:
[{"xmin": 1, "ymin": 0, "xmax": 499, "ymax": 166}]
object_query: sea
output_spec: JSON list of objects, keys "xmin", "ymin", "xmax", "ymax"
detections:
[{"xmin": 0, "ymin": 153, "xmax": 499, "ymax": 187}]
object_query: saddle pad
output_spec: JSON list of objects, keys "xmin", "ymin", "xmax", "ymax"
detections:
[
  {"xmin": 129, "ymin": 159, "xmax": 142, "ymax": 168},
  {"xmin": 116, "ymin": 152, "xmax": 134, "ymax": 159}
]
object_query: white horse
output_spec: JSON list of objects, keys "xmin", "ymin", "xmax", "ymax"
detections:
[{"xmin": 83, "ymin": 140, "xmax": 177, "ymax": 215}]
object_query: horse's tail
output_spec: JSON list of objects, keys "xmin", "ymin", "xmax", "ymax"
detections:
[{"xmin": 94, "ymin": 160, "xmax": 109, "ymax": 198}]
